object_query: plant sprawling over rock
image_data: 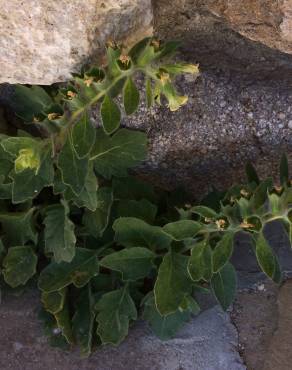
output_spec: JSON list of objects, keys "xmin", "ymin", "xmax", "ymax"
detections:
[{"xmin": 0, "ymin": 38, "xmax": 290, "ymax": 355}]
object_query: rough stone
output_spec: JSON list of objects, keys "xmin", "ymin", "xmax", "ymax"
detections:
[
  {"xmin": 153, "ymin": 0, "xmax": 292, "ymax": 81},
  {"xmin": 0, "ymin": 290, "xmax": 245, "ymax": 370},
  {"xmin": 0, "ymin": 0, "xmax": 153, "ymax": 85},
  {"xmin": 232, "ymin": 279, "xmax": 292, "ymax": 370},
  {"xmin": 264, "ymin": 280, "xmax": 292, "ymax": 370},
  {"xmin": 105, "ymin": 70, "xmax": 292, "ymax": 197}
]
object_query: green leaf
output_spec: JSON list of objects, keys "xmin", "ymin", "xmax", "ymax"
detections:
[
  {"xmin": 255, "ymin": 232, "xmax": 282, "ymax": 283},
  {"xmin": 54, "ymin": 303, "xmax": 74, "ymax": 344},
  {"xmin": 90, "ymin": 129, "xmax": 147, "ymax": 179},
  {"xmin": 212, "ymin": 232, "xmax": 234, "ymax": 272},
  {"xmin": 100, "ymin": 247, "xmax": 155, "ymax": 281},
  {"xmin": 142, "ymin": 294, "xmax": 193, "ymax": 340},
  {"xmin": 190, "ymin": 206, "xmax": 218, "ymax": 219},
  {"xmin": 251, "ymin": 178, "xmax": 273, "ymax": 210},
  {"xmin": 96, "ymin": 286, "xmax": 137, "ymax": 345},
  {"xmin": 100, "ymin": 95, "xmax": 121, "ymax": 135},
  {"xmin": 163, "ymin": 220, "xmax": 201, "ymax": 241},
  {"xmin": 38, "ymin": 248, "xmax": 99, "ymax": 292},
  {"xmin": 13, "ymin": 85, "xmax": 53, "ymax": 121},
  {"xmin": 41, "ymin": 289, "xmax": 66, "ymax": 315},
  {"xmin": 0, "ymin": 208, "xmax": 37, "ymax": 246},
  {"xmin": 245, "ymin": 161, "xmax": 260, "ymax": 185},
  {"xmin": 113, "ymin": 217, "xmax": 172, "ymax": 250},
  {"xmin": 10, "ymin": 145, "xmax": 54, "ymax": 203},
  {"xmin": 128, "ymin": 37, "xmax": 151, "ymax": 63},
  {"xmin": 44, "ymin": 200, "xmax": 76, "ymax": 263},
  {"xmin": 187, "ymin": 240, "xmax": 213, "ymax": 282},
  {"xmin": 211, "ymin": 262, "xmax": 237, "ymax": 310},
  {"xmin": 155, "ymin": 40, "xmax": 180, "ymax": 59},
  {"xmin": 3, "ymin": 246, "xmax": 37, "ymax": 288},
  {"xmin": 83, "ymin": 187, "xmax": 113, "ymax": 238},
  {"xmin": 38, "ymin": 309, "xmax": 70, "ymax": 350},
  {"xmin": 154, "ymin": 252, "xmax": 192, "ymax": 315},
  {"xmin": 123, "ymin": 78, "xmax": 140, "ymax": 115},
  {"xmin": 117, "ymin": 198, "xmax": 157, "ymax": 223},
  {"xmin": 0, "ymin": 179, "xmax": 12, "ymax": 200},
  {"xmin": 72, "ymin": 285, "xmax": 95, "ymax": 357},
  {"xmin": 145, "ymin": 78, "xmax": 153, "ymax": 108},
  {"xmin": 72, "ymin": 162, "xmax": 98, "ymax": 211},
  {"xmin": 72, "ymin": 112, "xmax": 96, "ymax": 158},
  {"xmin": 280, "ymin": 153, "xmax": 289, "ymax": 185},
  {"xmin": 58, "ymin": 134, "xmax": 88, "ymax": 195}
]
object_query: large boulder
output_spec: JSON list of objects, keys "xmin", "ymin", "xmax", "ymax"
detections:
[
  {"xmin": 2, "ymin": 1, "xmax": 292, "ymax": 84},
  {"xmin": 153, "ymin": 0, "xmax": 292, "ymax": 80},
  {"xmin": 0, "ymin": 0, "xmax": 153, "ymax": 85}
]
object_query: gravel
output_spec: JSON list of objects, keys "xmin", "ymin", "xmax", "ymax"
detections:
[{"xmin": 92, "ymin": 70, "xmax": 292, "ymax": 198}]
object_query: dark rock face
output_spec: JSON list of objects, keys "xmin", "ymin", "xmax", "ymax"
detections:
[{"xmin": 153, "ymin": 0, "xmax": 292, "ymax": 83}]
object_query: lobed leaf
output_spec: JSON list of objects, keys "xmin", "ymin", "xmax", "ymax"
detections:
[
  {"xmin": 38, "ymin": 248, "xmax": 99, "ymax": 292},
  {"xmin": 211, "ymin": 262, "xmax": 237, "ymax": 310},
  {"xmin": 113, "ymin": 217, "xmax": 172, "ymax": 250},
  {"xmin": 100, "ymin": 95, "xmax": 121, "ymax": 135},
  {"xmin": 123, "ymin": 78, "xmax": 140, "ymax": 115},
  {"xmin": 90, "ymin": 129, "xmax": 147, "ymax": 179},
  {"xmin": 3, "ymin": 246, "xmax": 37, "ymax": 288},
  {"xmin": 43, "ymin": 199, "xmax": 76, "ymax": 263},
  {"xmin": 100, "ymin": 247, "xmax": 155, "ymax": 281},
  {"xmin": 187, "ymin": 240, "xmax": 213, "ymax": 282},
  {"xmin": 154, "ymin": 251, "xmax": 192, "ymax": 315},
  {"xmin": 96, "ymin": 286, "xmax": 137, "ymax": 345}
]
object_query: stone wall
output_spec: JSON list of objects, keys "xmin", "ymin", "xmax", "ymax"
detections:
[{"xmin": 2, "ymin": 1, "xmax": 292, "ymax": 84}]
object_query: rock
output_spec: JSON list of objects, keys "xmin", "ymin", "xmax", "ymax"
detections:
[
  {"xmin": 117, "ymin": 71, "xmax": 292, "ymax": 196},
  {"xmin": 231, "ymin": 280, "xmax": 279, "ymax": 370},
  {"xmin": 0, "ymin": 290, "xmax": 245, "ymax": 370},
  {"xmin": 0, "ymin": 0, "xmax": 153, "ymax": 85},
  {"xmin": 232, "ymin": 279, "xmax": 292, "ymax": 370},
  {"xmin": 264, "ymin": 280, "xmax": 292, "ymax": 370},
  {"xmin": 153, "ymin": 0, "xmax": 292, "ymax": 81}
]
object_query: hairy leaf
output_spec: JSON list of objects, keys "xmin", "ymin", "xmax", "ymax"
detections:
[
  {"xmin": 54, "ymin": 303, "xmax": 74, "ymax": 344},
  {"xmin": 187, "ymin": 240, "xmax": 213, "ymax": 282},
  {"xmin": 163, "ymin": 220, "xmax": 201, "ymax": 241},
  {"xmin": 100, "ymin": 247, "xmax": 155, "ymax": 281},
  {"xmin": 13, "ymin": 85, "xmax": 53, "ymax": 122},
  {"xmin": 96, "ymin": 286, "xmax": 137, "ymax": 345},
  {"xmin": 190, "ymin": 206, "xmax": 218, "ymax": 219},
  {"xmin": 58, "ymin": 135, "xmax": 88, "ymax": 195},
  {"xmin": 90, "ymin": 129, "xmax": 147, "ymax": 179},
  {"xmin": 212, "ymin": 231, "xmax": 234, "ymax": 272},
  {"xmin": 101, "ymin": 95, "xmax": 121, "ymax": 134},
  {"xmin": 211, "ymin": 262, "xmax": 237, "ymax": 310},
  {"xmin": 154, "ymin": 252, "xmax": 192, "ymax": 315},
  {"xmin": 3, "ymin": 246, "xmax": 37, "ymax": 288},
  {"xmin": 113, "ymin": 217, "xmax": 172, "ymax": 250},
  {"xmin": 44, "ymin": 200, "xmax": 76, "ymax": 263},
  {"xmin": 143, "ymin": 294, "xmax": 195, "ymax": 340},
  {"xmin": 123, "ymin": 78, "xmax": 140, "ymax": 115},
  {"xmin": 72, "ymin": 285, "xmax": 95, "ymax": 357},
  {"xmin": 38, "ymin": 248, "xmax": 99, "ymax": 292},
  {"xmin": 41, "ymin": 289, "xmax": 66, "ymax": 315},
  {"xmin": 0, "ymin": 208, "xmax": 37, "ymax": 246},
  {"xmin": 72, "ymin": 112, "xmax": 96, "ymax": 158},
  {"xmin": 256, "ymin": 232, "xmax": 282, "ymax": 283},
  {"xmin": 83, "ymin": 187, "xmax": 113, "ymax": 238},
  {"xmin": 10, "ymin": 146, "xmax": 54, "ymax": 203}
]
